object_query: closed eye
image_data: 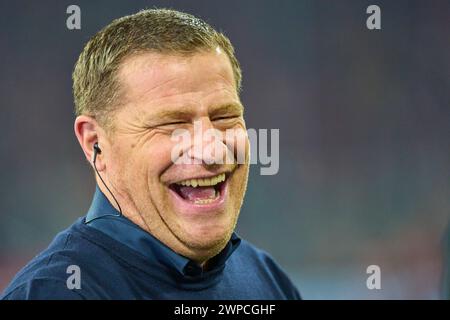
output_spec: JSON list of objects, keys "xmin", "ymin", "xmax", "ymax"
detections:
[
  {"xmin": 213, "ymin": 115, "xmax": 239, "ymax": 121},
  {"xmin": 161, "ymin": 121, "xmax": 188, "ymax": 126}
]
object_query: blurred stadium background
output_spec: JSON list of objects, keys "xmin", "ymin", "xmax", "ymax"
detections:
[{"xmin": 1, "ymin": 0, "xmax": 450, "ymax": 299}]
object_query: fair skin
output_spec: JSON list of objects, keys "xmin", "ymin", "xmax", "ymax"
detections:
[{"xmin": 74, "ymin": 49, "xmax": 250, "ymax": 266}]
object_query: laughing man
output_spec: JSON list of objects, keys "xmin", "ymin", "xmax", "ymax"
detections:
[{"xmin": 1, "ymin": 9, "xmax": 301, "ymax": 300}]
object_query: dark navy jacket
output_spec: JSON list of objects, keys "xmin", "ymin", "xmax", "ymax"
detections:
[{"xmin": 1, "ymin": 187, "xmax": 301, "ymax": 300}]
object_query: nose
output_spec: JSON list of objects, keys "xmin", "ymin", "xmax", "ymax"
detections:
[{"xmin": 188, "ymin": 117, "xmax": 231, "ymax": 165}]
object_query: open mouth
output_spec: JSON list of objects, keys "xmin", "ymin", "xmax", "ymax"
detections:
[{"xmin": 169, "ymin": 173, "xmax": 227, "ymax": 205}]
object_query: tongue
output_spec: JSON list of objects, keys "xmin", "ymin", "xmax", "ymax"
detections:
[{"xmin": 178, "ymin": 186, "xmax": 216, "ymax": 202}]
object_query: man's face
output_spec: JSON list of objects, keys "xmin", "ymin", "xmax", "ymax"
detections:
[{"xmin": 105, "ymin": 49, "xmax": 249, "ymax": 262}]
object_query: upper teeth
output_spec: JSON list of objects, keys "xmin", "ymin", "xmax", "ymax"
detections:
[{"xmin": 176, "ymin": 173, "xmax": 226, "ymax": 187}]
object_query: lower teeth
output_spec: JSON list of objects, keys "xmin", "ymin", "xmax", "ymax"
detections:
[{"xmin": 193, "ymin": 190, "xmax": 219, "ymax": 204}]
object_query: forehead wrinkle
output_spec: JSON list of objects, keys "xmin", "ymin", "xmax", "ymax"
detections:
[
  {"xmin": 133, "ymin": 77, "xmax": 180, "ymax": 103},
  {"xmin": 120, "ymin": 65, "xmax": 181, "ymax": 104},
  {"xmin": 215, "ymin": 68, "xmax": 235, "ymax": 89}
]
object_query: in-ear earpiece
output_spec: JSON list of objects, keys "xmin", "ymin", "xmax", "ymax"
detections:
[
  {"xmin": 92, "ymin": 142, "xmax": 101, "ymax": 164},
  {"xmin": 93, "ymin": 142, "xmax": 102, "ymax": 154}
]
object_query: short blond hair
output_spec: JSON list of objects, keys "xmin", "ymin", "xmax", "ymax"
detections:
[{"xmin": 72, "ymin": 8, "xmax": 242, "ymax": 130}]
